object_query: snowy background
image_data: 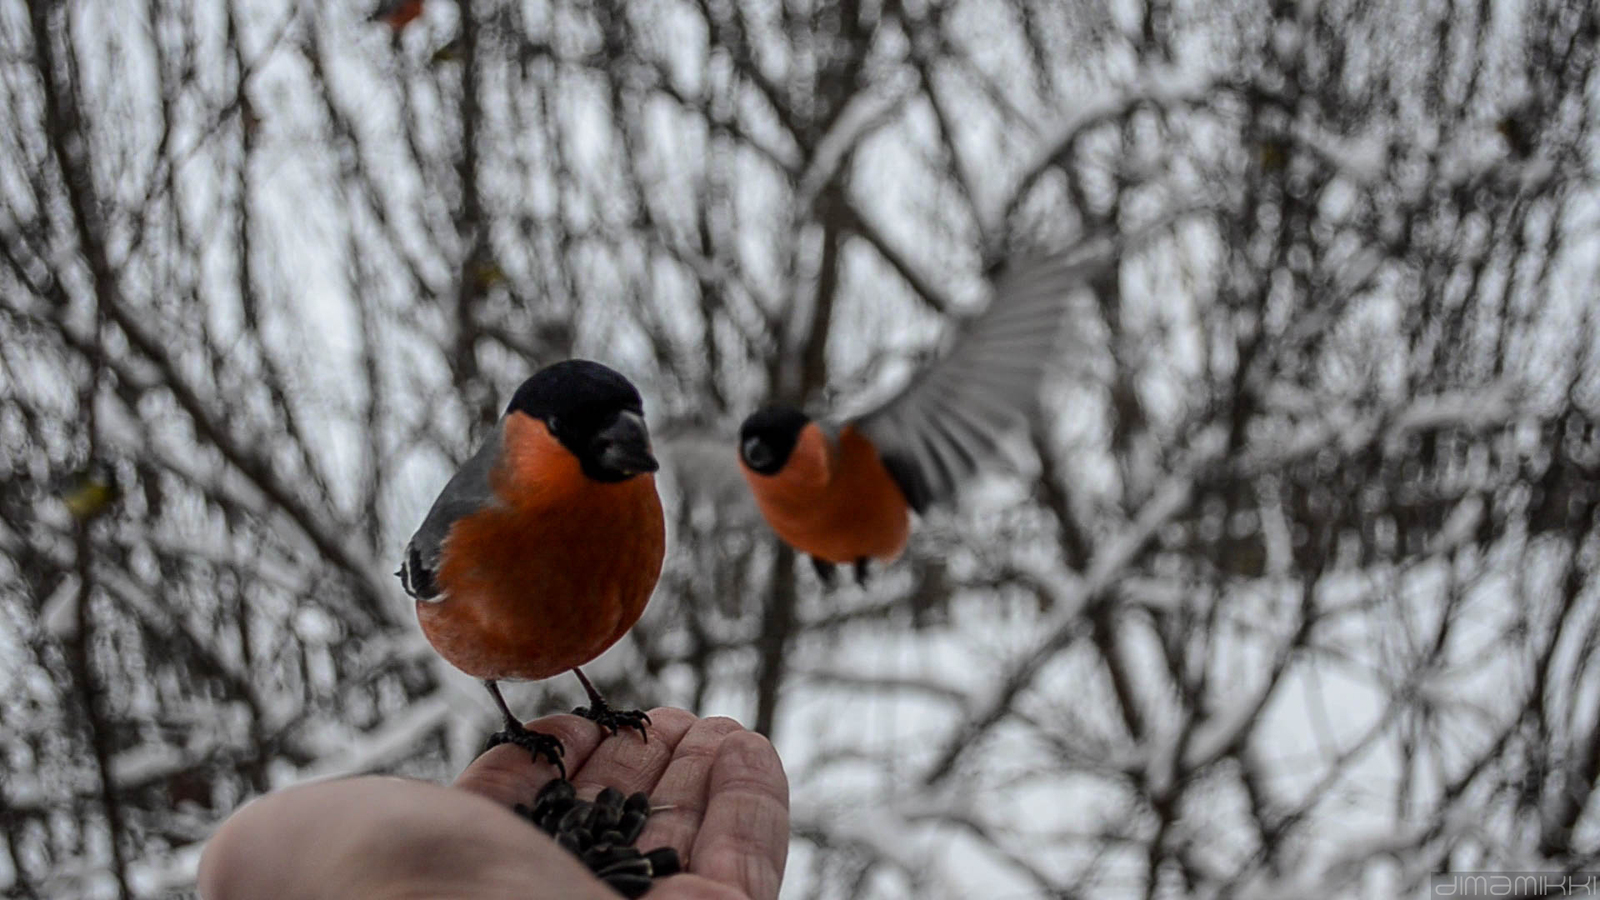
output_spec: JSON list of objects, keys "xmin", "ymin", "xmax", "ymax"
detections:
[{"xmin": 2, "ymin": 0, "xmax": 1599, "ymax": 897}]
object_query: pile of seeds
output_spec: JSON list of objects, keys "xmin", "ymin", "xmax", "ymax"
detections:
[{"xmin": 514, "ymin": 778, "xmax": 681, "ymax": 897}]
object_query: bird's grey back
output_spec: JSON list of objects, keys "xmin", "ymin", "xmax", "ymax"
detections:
[{"xmin": 398, "ymin": 424, "xmax": 504, "ymax": 601}]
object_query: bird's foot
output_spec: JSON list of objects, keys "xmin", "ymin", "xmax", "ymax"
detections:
[
  {"xmin": 573, "ymin": 698, "xmax": 651, "ymax": 741},
  {"xmin": 810, "ymin": 556, "xmax": 837, "ymax": 586},
  {"xmin": 854, "ymin": 557, "xmax": 870, "ymax": 586},
  {"xmin": 484, "ymin": 722, "xmax": 567, "ymax": 778}
]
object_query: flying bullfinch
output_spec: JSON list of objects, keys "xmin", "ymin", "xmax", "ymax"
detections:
[
  {"xmin": 368, "ymin": 0, "xmax": 425, "ymax": 32},
  {"xmin": 397, "ymin": 360, "xmax": 666, "ymax": 776},
  {"xmin": 736, "ymin": 249, "xmax": 1108, "ymax": 585}
]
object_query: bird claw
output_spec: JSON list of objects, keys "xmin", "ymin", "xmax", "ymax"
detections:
[
  {"xmin": 810, "ymin": 556, "xmax": 837, "ymax": 586},
  {"xmin": 573, "ymin": 701, "xmax": 651, "ymax": 741},
  {"xmin": 484, "ymin": 723, "xmax": 567, "ymax": 778},
  {"xmin": 811, "ymin": 556, "xmax": 871, "ymax": 587}
]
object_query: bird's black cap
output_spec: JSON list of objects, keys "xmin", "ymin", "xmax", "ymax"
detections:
[
  {"xmin": 738, "ymin": 405, "xmax": 812, "ymax": 476},
  {"xmin": 507, "ymin": 360, "xmax": 644, "ymax": 421}
]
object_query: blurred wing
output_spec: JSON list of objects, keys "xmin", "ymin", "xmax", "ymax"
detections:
[
  {"xmin": 852, "ymin": 249, "xmax": 1109, "ymax": 513},
  {"xmin": 398, "ymin": 424, "xmax": 503, "ymax": 602}
]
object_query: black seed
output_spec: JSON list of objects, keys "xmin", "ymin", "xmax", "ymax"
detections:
[
  {"xmin": 594, "ymin": 789, "xmax": 625, "ymax": 831},
  {"xmin": 624, "ymin": 791, "xmax": 651, "ymax": 817},
  {"xmin": 595, "ymin": 857, "xmax": 652, "ymax": 880},
  {"xmin": 596, "ymin": 786, "xmax": 625, "ymax": 811},
  {"xmin": 618, "ymin": 811, "xmax": 647, "ymax": 845},
  {"xmin": 557, "ymin": 803, "xmax": 590, "ymax": 834},
  {"xmin": 582, "ymin": 844, "xmax": 640, "ymax": 870},
  {"xmin": 598, "ymin": 829, "xmax": 626, "ymax": 846},
  {"xmin": 532, "ymin": 780, "xmax": 578, "ymax": 834},
  {"xmin": 644, "ymin": 847, "xmax": 681, "ymax": 878},
  {"xmin": 601, "ymin": 872, "xmax": 654, "ymax": 898},
  {"xmin": 535, "ymin": 778, "xmax": 577, "ymax": 814},
  {"xmin": 557, "ymin": 829, "xmax": 587, "ymax": 855}
]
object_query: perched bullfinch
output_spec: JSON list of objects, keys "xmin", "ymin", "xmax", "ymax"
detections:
[
  {"xmin": 368, "ymin": 0, "xmax": 425, "ymax": 32},
  {"xmin": 737, "ymin": 249, "xmax": 1108, "ymax": 585},
  {"xmin": 397, "ymin": 360, "xmax": 666, "ymax": 776}
]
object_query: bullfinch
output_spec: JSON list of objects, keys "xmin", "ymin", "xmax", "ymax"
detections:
[
  {"xmin": 398, "ymin": 360, "xmax": 666, "ymax": 775},
  {"xmin": 736, "ymin": 249, "xmax": 1107, "ymax": 585}
]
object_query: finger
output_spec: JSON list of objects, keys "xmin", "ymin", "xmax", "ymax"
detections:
[
  {"xmin": 649, "ymin": 873, "xmax": 753, "ymax": 900},
  {"xmin": 569, "ymin": 707, "xmax": 698, "ymax": 798},
  {"xmin": 198, "ymin": 777, "xmax": 615, "ymax": 900},
  {"xmin": 453, "ymin": 713, "xmax": 605, "ymax": 809},
  {"xmin": 635, "ymin": 716, "xmax": 745, "ymax": 861},
  {"xmin": 687, "ymin": 731, "xmax": 790, "ymax": 900}
]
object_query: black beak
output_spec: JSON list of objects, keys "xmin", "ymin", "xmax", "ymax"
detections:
[{"xmin": 594, "ymin": 410, "xmax": 659, "ymax": 476}]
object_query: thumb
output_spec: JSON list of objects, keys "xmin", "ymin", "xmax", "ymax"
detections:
[{"xmin": 199, "ymin": 776, "xmax": 613, "ymax": 900}]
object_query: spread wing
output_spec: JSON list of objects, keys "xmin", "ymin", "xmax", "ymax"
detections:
[
  {"xmin": 397, "ymin": 424, "xmax": 503, "ymax": 602},
  {"xmin": 851, "ymin": 248, "xmax": 1109, "ymax": 514}
]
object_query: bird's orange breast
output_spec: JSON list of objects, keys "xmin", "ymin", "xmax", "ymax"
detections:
[
  {"xmin": 418, "ymin": 414, "xmax": 665, "ymax": 681},
  {"xmin": 738, "ymin": 423, "xmax": 910, "ymax": 564}
]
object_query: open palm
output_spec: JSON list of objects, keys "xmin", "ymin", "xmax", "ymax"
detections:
[{"xmin": 199, "ymin": 708, "xmax": 789, "ymax": 900}]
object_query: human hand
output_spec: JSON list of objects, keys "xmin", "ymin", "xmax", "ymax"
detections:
[{"xmin": 198, "ymin": 708, "xmax": 789, "ymax": 900}]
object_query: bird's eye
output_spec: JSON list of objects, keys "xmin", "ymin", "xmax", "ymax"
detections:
[
  {"xmin": 743, "ymin": 437, "xmax": 773, "ymax": 469},
  {"xmin": 546, "ymin": 415, "xmax": 561, "ymax": 434}
]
